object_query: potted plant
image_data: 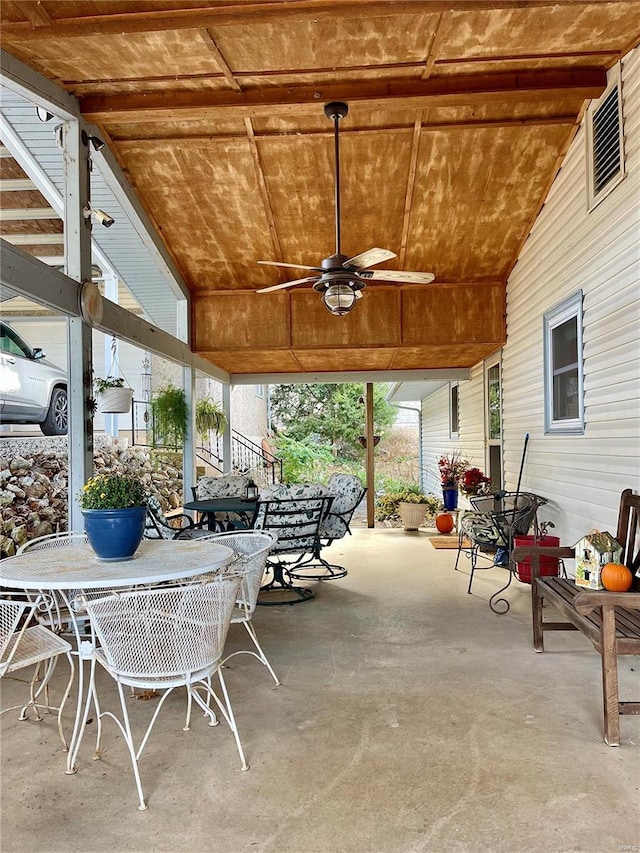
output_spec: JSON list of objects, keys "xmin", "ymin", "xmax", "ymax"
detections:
[
  {"xmin": 196, "ymin": 398, "xmax": 227, "ymax": 445},
  {"xmin": 437, "ymin": 450, "xmax": 470, "ymax": 510},
  {"xmin": 459, "ymin": 467, "xmax": 491, "ymax": 499},
  {"xmin": 151, "ymin": 385, "xmax": 187, "ymax": 447},
  {"xmin": 513, "ymin": 520, "xmax": 560, "ymax": 584},
  {"xmin": 94, "ymin": 376, "xmax": 133, "ymax": 414},
  {"xmin": 376, "ymin": 486, "xmax": 441, "ymax": 531},
  {"xmin": 78, "ymin": 473, "xmax": 148, "ymax": 561}
]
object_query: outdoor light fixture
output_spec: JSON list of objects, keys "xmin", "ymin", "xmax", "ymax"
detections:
[
  {"xmin": 35, "ymin": 106, "xmax": 54, "ymax": 122},
  {"xmin": 81, "ymin": 129, "xmax": 105, "ymax": 151},
  {"xmin": 244, "ymin": 479, "xmax": 259, "ymax": 502},
  {"xmin": 83, "ymin": 204, "xmax": 115, "ymax": 228},
  {"xmin": 322, "ymin": 282, "xmax": 357, "ymax": 316}
]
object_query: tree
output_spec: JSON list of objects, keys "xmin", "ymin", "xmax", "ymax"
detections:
[{"xmin": 270, "ymin": 383, "xmax": 396, "ymax": 457}]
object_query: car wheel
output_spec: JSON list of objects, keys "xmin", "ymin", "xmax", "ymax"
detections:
[{"xmin": 40, "ymin": 387, "xmax": 68, "ymax": 435}]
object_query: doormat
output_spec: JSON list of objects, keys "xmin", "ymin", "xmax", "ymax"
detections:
[{"xmin": 429, "ymin": 536, "xmax": 468, "ymax": 549}]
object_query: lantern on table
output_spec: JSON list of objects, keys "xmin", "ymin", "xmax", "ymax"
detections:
[{"xmin": 244, "ymin": 479, "xmax": 259, "ymax": 502}]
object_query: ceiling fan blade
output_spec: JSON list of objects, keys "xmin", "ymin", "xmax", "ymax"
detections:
[
  {"xmin": 257, "ymin": 276, "xmax": 319, "ymax": 293},
  {"xmin": 344, "ymin": 248, "xmax": 397, "ymax": 270},
  {"xmin": 359, "ymin": 269, "xmax": 435, "ymax": 284},
  {"xmin": 258, "ymin": 260, "xmax": 322, "ymax": 272}
]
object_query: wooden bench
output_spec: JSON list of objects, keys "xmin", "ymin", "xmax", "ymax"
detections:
[{"xmin": 511, "ymin": 489, "xmax": 640, "ymax": 746}]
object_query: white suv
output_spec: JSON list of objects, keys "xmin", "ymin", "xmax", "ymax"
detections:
[{"xmin": 0, "ymin": 321, "xmax": 68, "ymax": 435}]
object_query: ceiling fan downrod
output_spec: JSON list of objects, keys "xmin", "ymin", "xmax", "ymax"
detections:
[{"xmin": 324, "ymin": 101, "xmax": 348, "ymax": 257}]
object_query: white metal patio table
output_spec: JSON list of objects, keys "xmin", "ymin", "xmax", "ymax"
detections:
[{"xmin": 0, "ymin": 539, "xmax": 235, "ymax": 774}]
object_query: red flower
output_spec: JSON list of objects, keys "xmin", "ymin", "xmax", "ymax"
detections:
[
  {"xmin": 437, "ymin": 450, "xmax": 470, "ymax": 484},
  {"xmin": 460, "ymin": 467, "xmax": 491, "ymax": 496}
]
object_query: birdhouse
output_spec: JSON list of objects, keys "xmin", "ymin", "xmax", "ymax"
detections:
[{"xmin": 574, "ymin": 530, "xmax": 623, "ymax": 590}]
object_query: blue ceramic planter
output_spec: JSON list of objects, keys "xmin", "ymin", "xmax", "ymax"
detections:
[
  {"xmin": 442, "ymin": 485, "xmax": 459, "ymax": 511},
  {"xmin": 82, "ymin": 506, "xmax": 146, "ymax": 561}
]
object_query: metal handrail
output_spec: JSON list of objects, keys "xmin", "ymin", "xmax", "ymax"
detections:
[{"xmin": 129, "ymin": 399, "xmax": 282, "ymax": 483}]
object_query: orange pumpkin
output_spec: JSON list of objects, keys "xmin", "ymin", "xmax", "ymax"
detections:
[
  {"xmin": 435, "ymin": 512, "xmax": 455, "ymax": 535},
  {"xmin": 601, "ymin": 562, "xmax": 633, "ymax": 592}
]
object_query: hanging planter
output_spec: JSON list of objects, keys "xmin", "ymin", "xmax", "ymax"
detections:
[
  {"xmin": 151, "ymin": 385, "xmax": 187, "ymax": 448},
  {"xmin": 95, "ymin": 338, "xmax": 133, "ymax": 414},
  {"xmin": 95, "ymin": 378, "xmax": 134, "ymax": 414}
]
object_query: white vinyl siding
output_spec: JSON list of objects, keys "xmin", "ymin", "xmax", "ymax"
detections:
[
  {"xmin": 503, "ymin": 46, "xmax": 640, "ymax": 544},
  {"xmin": 418, "ymin": 47, "xmax": 640, "ymax": 545},
  {"xmin": 421, "ymin": 363, "xmax": 486, "ymax": 501}
]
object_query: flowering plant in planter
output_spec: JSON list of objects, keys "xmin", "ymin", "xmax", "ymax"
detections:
[
  {"xmin": 94, "ymin": 376, "xmax": 126, "ymax": 394},
  {"xmin": 437, "ymin": 450, "xmax": 470, "ymax": 485},
  {"xmin": 459, "ymin": 467, "xmax": 491, "ymax": 497},
  {"xmin": 78, "ymin": 474, "xmax": 147, "ymax": 509},
  {"xmin": 78, "ymin": 474, "xmax": 148, "ymax": 561}
]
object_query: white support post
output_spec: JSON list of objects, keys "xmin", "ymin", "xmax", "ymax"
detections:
[
  {"xmin": 183, "ymin": 365, "xmax": 196, "ymax": 509},
  {"xmin": 222, "ymin": 384, "xmax": 232, "ymax": 474},
  {"xmin": 64, "ymin": 120, "xmax": 94, "ymax": 531},
  {"xmin": 103, "ymin": 273, "xmax": 119, "ymax": 438}
]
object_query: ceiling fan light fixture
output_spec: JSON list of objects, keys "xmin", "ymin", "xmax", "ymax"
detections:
[{"xmin": 322, "ymin": 282, "xmax": 357, "ymax": 316}]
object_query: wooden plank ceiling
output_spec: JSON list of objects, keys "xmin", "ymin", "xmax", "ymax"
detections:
[{"xmin": 2, "ymin": 1, "xmax": 639, "ymax": 376}]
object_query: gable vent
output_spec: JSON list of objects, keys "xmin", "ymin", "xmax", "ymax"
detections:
[{"xmin": 592, "ymin": 86, "xmax": 621, "ymax": 195}]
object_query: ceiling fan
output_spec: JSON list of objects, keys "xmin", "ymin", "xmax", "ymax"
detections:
[{"xmin": 256, "ymin": 101, "xmax": 435, "ymax": 316}]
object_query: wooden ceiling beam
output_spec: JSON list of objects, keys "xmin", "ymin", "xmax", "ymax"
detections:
[
  {"xmin": 3, "ymin": 1, "xmax": 632, "ymax": 40},
  {"xmin": 436, "ymin": 49, "xmax": 621, "ymax": 66},
  {"xmin": 422, "ymin": 13, "xmax": 446, "ymax": 80},
  {"xmin": 198, "ymin": 29, "xmax": 242, "ymax": 93},
  {"xmin": 115, "ymin": 115, "xmax": 577, "ymax": 144},
  {"xmin": 243, "ymin": 116, "xmax": 283, "ymax": 262},
  {"xmin": 14, "ymin": 0, "xmax": 52, "ymax": 27},
  {"xmin": 63, "ymin": 48, "xmax": 617, "ymax": 90},
  {"xmin": 81, "ymin": 68, "xmax": 606, "ymax": 123},
  {"xmin": 399, "ymin": 113, "xmax": 423, "ymax": 269}
]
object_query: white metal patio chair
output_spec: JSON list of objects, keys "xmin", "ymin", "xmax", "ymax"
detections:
[
  {"xmin": 204, "ymin": 531, "xmax": 280, "ymax": 685},
  {"xmin": 79, "ymin": 575, "xmax": 247, "ymax": 811},
  {"xmin": 0, "ymin": 595, "xmax": 75, "ymax": 748},
  {"xmin": 17, "ymin": 532, "xmax": 89, "ymax": 632}
]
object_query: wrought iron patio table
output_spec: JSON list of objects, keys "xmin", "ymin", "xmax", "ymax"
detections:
[
  {"xmin": 183, "ymin": 497, "xmax": 258, "ymax": 531},
  {"xmin": 0, "ymin": 539, "xmax": 234, "ymax": 774}
]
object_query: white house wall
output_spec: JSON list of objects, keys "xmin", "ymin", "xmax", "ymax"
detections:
[
  {"xmin": 421, "ymin": 366, "xmax": 486, "ymax": 500},
  {"xmin": 421, "ymin": 46, "xmax": 640, "ymax": 545}
]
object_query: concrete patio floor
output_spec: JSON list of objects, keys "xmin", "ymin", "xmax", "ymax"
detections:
[{"xmin": 1, "ymin": 527, "xmax": 638, "ymax": 853}]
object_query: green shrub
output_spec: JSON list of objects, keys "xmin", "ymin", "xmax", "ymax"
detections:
[
  {"xmin": 273, "ymin": 436, "xmax": 335, "ymax": 484},
  {"xmin": 375, "ymin": 484, "xmax": 441, "ymax": 521}
]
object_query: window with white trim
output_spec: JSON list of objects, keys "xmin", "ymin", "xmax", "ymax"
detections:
[
  {"xmin": 449, "ymin": 382, "xmax": 459, "ymax": 439},
  {"xmin": 255, "ymin": 384, "xmax": 264, "ymax": 398},
  {"xmin": 586, "ymin": 63, "xmax": 625, "ymax": 210},
  {"xmin": 544, "ymin": 292, "xmax": 584, "ymax": 434}
]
